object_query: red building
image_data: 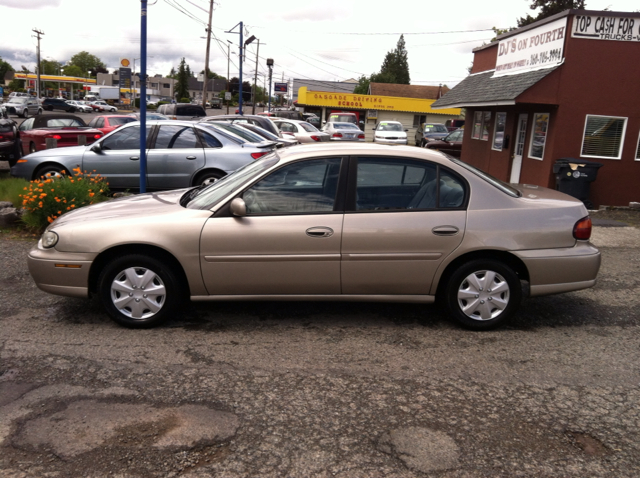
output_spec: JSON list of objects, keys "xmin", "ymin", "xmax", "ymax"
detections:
[{"xmin": 432, "ymin": 9, "xmax": 640, "ymax": 207}]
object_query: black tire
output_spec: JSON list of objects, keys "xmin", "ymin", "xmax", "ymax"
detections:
[
  {"xmin": 69, "ymin": 107, "xmax": 75, "ymax": 113},
  {"xmin": 22, "ymin": 109, "xmax": 29, "ymax": 119},
  {"xmin": 98, "ymin": 254, "xmax": 184, "ymax": 328},
  {"xmin": 194, "ymin": 170, "xmax": 225, "ymax": 187},
  {"xmin": 29, "ymin": 142, "xmax": 37, "ymax": 154},
  {"xmin": 34, "ymin": 165, "xmax": 65, "ymax": 180},
  {"xmin": 444, "ymin": 259, "xmax": 522, "ymax": 330}
]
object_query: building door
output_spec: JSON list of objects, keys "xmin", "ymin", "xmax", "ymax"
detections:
[{"xmin": 510, "ymin": 114, "xmax": 528, "ymax": 184}]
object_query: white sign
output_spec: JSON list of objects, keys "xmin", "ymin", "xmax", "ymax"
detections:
[
  {"xmin": 225, "ymin": 91, "xmax": 231, "ymax": 100},
  {"xmin": 494, "ymin": 18, "xmax": 567, "ymax": 77},
  {"xmin": 572, "ymin": 15, "xmax": 640, "ymax": 42}
]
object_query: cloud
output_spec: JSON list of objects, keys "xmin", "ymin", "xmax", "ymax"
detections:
[{"xmin": 2, "ymin": 0, "xmax": 61, "ymax": 9}]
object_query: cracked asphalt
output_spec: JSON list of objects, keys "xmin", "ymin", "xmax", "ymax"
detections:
[{"xmin": 0, "ymin": 225, "xmax": 639, "ymax": 477}]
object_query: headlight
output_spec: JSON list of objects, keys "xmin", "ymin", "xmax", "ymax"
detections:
[{"xmin": 41, "ymin": 231, "xmax": 59, "ymax": 248}]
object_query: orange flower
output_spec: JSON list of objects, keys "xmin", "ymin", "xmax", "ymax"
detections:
[
  {"xmin": 58, "ymin": 211, "xmax": 62, "ymax": 214},
  {"xmin": 89, "ymin": 193, "xmax": 95, "ymax": 197},
  {"xmin": 70, "ymin": 204, "xmax": 75, "ymax": 208},
  {"xmin": 38, "ymin": 201, "xmax": 43, "ymax": 208},
  {"xmin": 47, "ymin": 216, "xmax": 53, "ymax": 223}
]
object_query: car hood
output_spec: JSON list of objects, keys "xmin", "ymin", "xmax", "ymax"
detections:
[
  {"xmin": 51, "ymin": 189, "xmax": 189, "ymax": 227},
  {"xmin": 26, "ymin": 144, "xmax": 88, "ymax": 159}
]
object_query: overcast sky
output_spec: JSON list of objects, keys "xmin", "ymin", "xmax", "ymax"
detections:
[{"xmin": 1, "ymin": 0, "xmax": 638, "ymax": 89}]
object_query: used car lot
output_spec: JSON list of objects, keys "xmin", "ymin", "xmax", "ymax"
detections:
[
  {"xmin": 0, "ymin": 219, "xmax": 637, "ymax": 477},
  {"xmin": 11, "ymin": 119, "xmax": 273, "ymax": 188},
  {"xmin": 25, "ymin": 143, "xmax": 599, "ymax": 330}
]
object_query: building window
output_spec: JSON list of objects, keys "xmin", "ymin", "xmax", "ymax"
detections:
[
  {"xmin": 413, "ymin": 115, "xmax": 426, "ymax": 128},
  {"xmin": 528, "ymin": 113, "xmax": 549, "ymax": 160},
  {"xmin": 492, "ymin": 112, "xmax": 507, "ymax": 151},
  {"xmin": 163, "ymin": 83, "xmax": 170, "ymax": 88},
  {"xmin": 151, "ymin": 83, "xmax": 158, "ymax": 88},
  {"xmin": 472, "ymin": 111, "xmax": 491, "ymax": 140},
  {"xmin": 581, "ymin": 115, "xmax": 627, "ymax": 160}
]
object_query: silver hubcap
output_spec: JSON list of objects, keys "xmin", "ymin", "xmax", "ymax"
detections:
[
  {"xmin": 457, "ymin": 270, "xmax": 510, "ymax": 321},
  {"xmin": 110, "ymin": 267, "xmax": 166, "ymax": 319}
]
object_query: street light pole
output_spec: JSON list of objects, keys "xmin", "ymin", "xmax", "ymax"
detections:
[
  {"xmin": 267, "ymin": 58, "xmax": 273, "ymax": 113},
  {"xmin": 252, "ymin": 39, "xmax": 260, "ymax": 115}
]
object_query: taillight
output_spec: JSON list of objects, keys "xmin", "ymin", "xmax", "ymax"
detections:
[
  {"xmin": 332, "ymin": 133, "xmax": 343, "ymax": 138},
  {"xmin": 94, "ymin": 134, "xmax": 102, "ymax": 139},
  {"xmin": 48, "ymin": 134, "xmax": 62, "ymax": 140},
  {"xmin": 251, "ymin": 152, "xmax": 268, "ymax": 160},
  {"xmin": 573, "ymin": 216, "xmax": 592, "ymax": 240},
  {"xmin": 358, "ymin": 134, "xmax": 365, "ymax": 139},
  {"xmin": 310, "ymin": 135, "xmax": 321, "ymax": 142}
]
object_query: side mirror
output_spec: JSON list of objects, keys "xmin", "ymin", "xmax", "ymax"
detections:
[
  {"xmin": 90, "ymin": 142, "xmax": 102, "ymax": 153},
  {"xmin": 230, "ymin": 197, "xmax": 247, "ymax": 217}
]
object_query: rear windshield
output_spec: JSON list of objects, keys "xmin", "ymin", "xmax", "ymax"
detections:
[
  {"xmin": 448, "ymin": 157, "xmax": 521, "ymax": 197},
  {"xmin": 45, "ymin": 118, "xmax": 86, "ymax": 127},
  {"xmin": 334, "ymin": 123, "xmax": 359, "ymax": 130},
  {"xmin": 300, "ymin": 122, "xmax": 318, "ymax": 132},
  {"xmin": 109, "ymin": 117, "xmax": 137, "ymax": 126}
]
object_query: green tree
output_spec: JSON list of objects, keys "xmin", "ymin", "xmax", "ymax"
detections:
[
  {"xmin": 62, "ymin": 64, "xmax": 84, "ymax": 78},
  {"xmin": 68, "ymin": 51, "xmax": 106, "ymax": 77},
  {"xmin": 353, "ymin": 75, "xmax": 370, "ymax": 95},
  {"xmin": 379, "ymin": 34, "xmax": 410, "ymax": 84},
  {"xmin": 175, "ymin": 58, "xmax": 190, "ymax": 100},
  {"xmin": 0, "ymin": 56, "xmax": 15, "ymax": 82},
  {"xmin": 168, "ymin": 67, "xmax": 177, "ymax": 79},
  {"xmin": 518, "ymin": 0, "xmax": 586, "ymax": 27}
]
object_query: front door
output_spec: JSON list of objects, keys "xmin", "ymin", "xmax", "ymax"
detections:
[
  {"xmin": 509, "ymin": 114, "xmax": 528, "ymax": 184},
  {"xmin": 200, "ymin": 157, "xmax": 344, "ymax": 295}
]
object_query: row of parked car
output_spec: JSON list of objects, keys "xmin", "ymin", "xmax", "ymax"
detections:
[{"xmin": 0, "ymin": 95, "xmax": 118, "ymax": 118}]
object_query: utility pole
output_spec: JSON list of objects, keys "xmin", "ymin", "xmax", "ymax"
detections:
[
  {"xmin": 32, "ymin": 29, "xmax": 44, "ymax": 98},
  {"xmin": 252, "ymin": 39, "xmax": 260, "ymax": 115},
  {"xmin": 226, "ymin": 40, "xmax": 231, "ymax": 114},
  {"xmin": 267, "ymin": 58, "xmax": 273, "ymax": 113},
  {"xmin": 202, "ymin": 0, "xmax": 214, "ymax": 109},
  {"xmin": 225, "ymin": 22, "xmax": 243, "ymax": 115}
]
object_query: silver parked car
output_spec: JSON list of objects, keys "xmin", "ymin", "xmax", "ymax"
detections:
[
  {"xmin": 3, "ymin": 96, "xmax": 42, "ymax": 118},
  {"xmin": 321, "ymin": 122, "xmax": 365, "ymax": 141},
  {"xmin": 10, "ymin": 120, "xmax": 275, "ymax": 189},
  {"xmin": 66, "ymin": 100, "xmax": 93, "ymax": 113},
  {"xmin": 27, "ymin": 143, "xmax": 600, "ymax": 330},
  {"xmin": 272, "ymin": 119, "xmax": 330, "ymax": 143}
]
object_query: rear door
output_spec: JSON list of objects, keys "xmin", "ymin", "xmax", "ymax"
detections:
[
  {"xmin": 146, "ymin": 124, "xmax": 206, "ymax": 189},
  {"xmin": 341, "ymin": 156, "xmax": 467, "ymax": 295}
]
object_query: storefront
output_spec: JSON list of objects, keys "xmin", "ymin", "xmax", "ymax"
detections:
[
  {"xmin": 432, "ymin": 9, "xmax": 640, "ymax": 207},
  {"xmin": 296, "ymin": 86, "xmax": 462, "ymax": 143}
]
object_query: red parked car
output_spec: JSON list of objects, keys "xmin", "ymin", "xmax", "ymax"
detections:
[
  {"xmin": 17, "ymin": 114, "xmax": 103, "ymax": 155},
  {"xmin": 424, "ymin": 128, "xmax": 464, "ymax": 159},
  {"xmin": 87, "ymin": 115, "xmax": 137, "ymax": 135}
]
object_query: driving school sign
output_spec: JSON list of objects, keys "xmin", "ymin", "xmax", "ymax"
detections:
[
  {"xmin": 572, "ymin": 15, "xmax": 640, "ymax": 42},
  {"xmin": 494, "ymin": 18, "xmax": 567, "ymax": 77}
]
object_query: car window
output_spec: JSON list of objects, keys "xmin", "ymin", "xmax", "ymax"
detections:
[
  {"xmin": 299, "ymin": 122, "xmax": 318, "ymax": 132},
  {"xmin": 198, "ymin": 130, "xmax": 223, "ymax": 148},
  {"xmin": 45, "ymin": 119, "xmax": 85, "ymax": 127},
  {"xmin": 95, "ymin": 118, "xmax": 104, "ymax": 128},
  {"xmin": 242, "ymin": 158, "xmax": 341, "ymax": 215},
  {"xmin": 109, "ymin": 117, "xmax": 137, "ymax": 126},
  {"xmin": 154, "ymin": 125, "xmax": 199, "ymax": 149},
  {"xmin": 355, "ymin": 157, "xmax": 439, "ymax": 211},
  {"xmin": 19, "ymin": 118, "xmax": 34, "ymax": 131},
  {"xmin": 447, "ymin": 130, "xmax": 463, "ymax": 141},
  {"xmin": 100, "ymin": 125, "xmax": 151, "ymax": 150},
  {"xmin": 176, "ymin": 105, "xmax": 204, "ymax": 116},
  {"xmin": 278, "ymin": 122, "xmax": 296, "ymax": 133}
]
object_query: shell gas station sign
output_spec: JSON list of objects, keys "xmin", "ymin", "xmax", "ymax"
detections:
[{"xmin": 297, "ymin": 86, "xmax": 461, "ymax": 115}]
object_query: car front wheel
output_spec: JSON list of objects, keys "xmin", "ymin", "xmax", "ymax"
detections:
[
  {"xmin": 98, "ymin": 254, "xmax": 184, "ymax": 328},
  {"xmin": 444, "ymin": 259, "xmax": 522, "ymax": 330},
  {"xmin": 22, "ymin": 109, "xmax": 29, "ymax": 118}
]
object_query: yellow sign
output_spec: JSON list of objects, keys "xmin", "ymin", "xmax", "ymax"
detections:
[
  {"xmin": 14, "ymin": 73, "xmax": 96, "ymax": 84},
  {"xmin": 120, "ymin": 58, "xmax": 131, "ymax": 68},
  {"xmin": 297, "ymin": 87, "xmax": 461, "ymax": 115}
]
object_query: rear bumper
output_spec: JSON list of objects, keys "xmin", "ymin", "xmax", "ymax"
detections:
[{"xmin": 514, "ymin": 242, "xmax": 601, "ymax": 297}]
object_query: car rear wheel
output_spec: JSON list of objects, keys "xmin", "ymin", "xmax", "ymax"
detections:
[
  {"xmin": 444, "ymin": 259, "xmax": 522, "ymax": 330},
  {"xmin": 22, "ymin": 109, "xmax": 29, "ymax": 118},
  {"xmin": 29, "ymin": 142, "xmax": 37, "ymax": 154},
  {"xmin": 98, "ymin": 254, "xmax": 184, "ymax": 328},
  {"xmin": 194, "ymin": 170, "xmax": 225, "ymax": 187}
]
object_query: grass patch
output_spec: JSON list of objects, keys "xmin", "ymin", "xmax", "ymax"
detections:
[{"xmin": 0, "ymin": 176, "xmax": 30, "ymax": 207}]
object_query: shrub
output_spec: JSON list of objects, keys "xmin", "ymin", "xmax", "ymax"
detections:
[
  {"xmin": 180, "ymin": 98, "xmax": 190, "ymax": 104},
  {"xmin": 0, "ymin": 177, "xmax": 30, "ymax": 207},
  {"xmin": 20, "ymin": 167, "xmax": 111, "ymax": 231}
]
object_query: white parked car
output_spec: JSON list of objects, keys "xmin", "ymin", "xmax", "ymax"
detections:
[
  {"xmin": 373, "ymin": 121, "xmax": 408, "ymax": 145},
  {"xmin": 66, "ymin": 100, "xmax": 92, "ymax": 113},
  {"xmin": 93, "ymin": 101, "xmax": 118, "ymax": 112},
  {"xmin": 272, "ymin": 119, "xmax": 330, "ymax": 144}
]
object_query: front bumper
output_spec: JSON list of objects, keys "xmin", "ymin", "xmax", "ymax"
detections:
[
  {"xmin": 28, "ymin": 242, "xmax": 97, "ymax": 298},
  {"xmin": 374, "ymin": 137, "xmax": 408, "ymax": 145},
  {"xmin": 514, "ymin": 242, "xmax": 601, "ymax": 297}
]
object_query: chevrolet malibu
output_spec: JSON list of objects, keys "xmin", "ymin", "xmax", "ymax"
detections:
[{"xmin": 27, "ymin": 144, "xmax": 601, "ymax": 330}]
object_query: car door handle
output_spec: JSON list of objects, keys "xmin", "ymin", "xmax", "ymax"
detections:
[
  {"xmin": 306, "ymin": 227, "xmax": 334, "ymax": 238},
  {"xmin": 432, "ymin": 226, "xmax": 459, "ymax": 236},
  {"xmin": 129, "ymin": 156, "xmax": 139, "ymax": 161},
  {"xmin": 186, "ymin": 156, "xmax": 197, "ymax": 160}
]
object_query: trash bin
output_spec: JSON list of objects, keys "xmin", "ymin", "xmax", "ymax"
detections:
[{"xmin": 553, "ymin": 158, "xmax": 603, "ymax": 209}]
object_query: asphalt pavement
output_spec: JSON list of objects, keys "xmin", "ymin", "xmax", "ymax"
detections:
[{"xmin": 0, "ymin": 225, "xmax": 639, "ymax": 477}]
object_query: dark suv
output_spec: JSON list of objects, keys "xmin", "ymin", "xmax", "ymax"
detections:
[
  {"xmin": 42, "ymin": 98, "xmax": 75, "ymax": 112},
  {"xmin": 156, "ymin": 103, "xmax": 207, "ymax": 120}
]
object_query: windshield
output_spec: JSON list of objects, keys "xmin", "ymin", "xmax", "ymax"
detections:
[
  {"xmin": 10, "ymin": 98, "xmax": 27, "ymax": 104},
  {"xmin": 210, "ymin": 122, "xmax": 265, "ymax": 143},
  {"xmin": 448, "ymin": 157, "xmax": 521, "ymax": 197},
  {"xmin": 300, "ymin": 122, "xmax": 318, "ymax": 132},
  {"xmin": 45, "ymin": 118, "xmax": 86, "ymax": 127},
  {"xmin": 187, "ymin": 152, "xmax": 280, "ymax": 210},
  {"xmin": 377, "ymin": 123, "xmax": 403, "ymax": 132},
  {"xmin": 424, "ymin": 124, "xmax": 447, "ymax": 133},
  {"xmin": 199, "ymin": 123, "xmax": 247, "ymax": 144}
]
